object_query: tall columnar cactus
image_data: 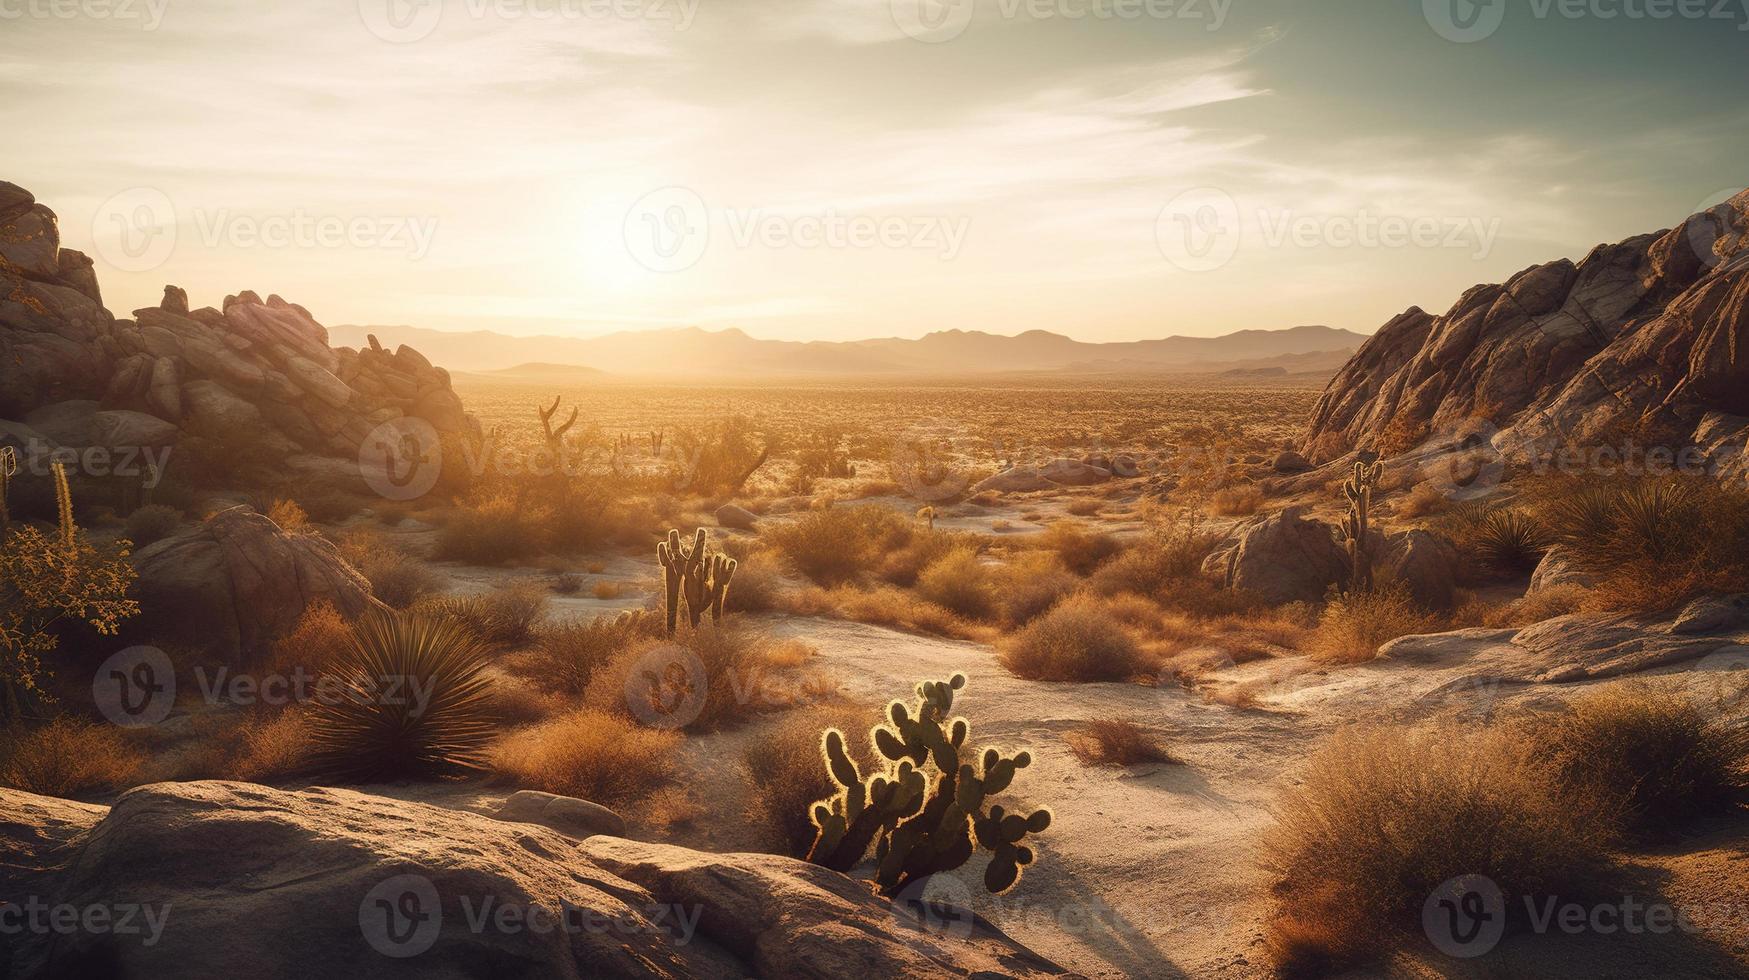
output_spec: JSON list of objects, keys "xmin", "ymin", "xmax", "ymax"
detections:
[
  {"xmin": 1340, "ymin": 457, "xmax": 1383, "ymax": 593},
  {"xmin": 0, "ymin": 446, "xmax": 15, "ymax": 533},
  {"xmin": 806, "ymin": 674, "xmax": 1050, "ymax": 897},
  {"xmin": 656, "ymin": 527, "xmax": 737, "ymax": 634}
]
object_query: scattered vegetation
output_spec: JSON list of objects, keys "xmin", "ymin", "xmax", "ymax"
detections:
[
  {"xmin": 1000, "ymin": 593, "xmax": 1153, "ymax": 682},
  {"xmin": 414, "ymin": 582, "xmax": 548, "ymax": 647},
  {"xmin": 1306, "ymin": 587, "xmax": 1442, "ymax": 664},
  {"xmin": 1065, "ymin": 719, "xmax": 1178, "ymax": 767},
  {"xmin": 490, "ymin": 709, "xmax": 681, "ymax": 808},
  {"xmin": 0, "ymin": 716, "xmax": 143, "ymax": 797},
  {"xmin": 742, "ymin": 703, "xmax": 876, "ymax": 856}
]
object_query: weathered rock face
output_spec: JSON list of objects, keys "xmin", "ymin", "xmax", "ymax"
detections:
[
  {"xmin": 1214, "ymin": 508, "xmax": 1349, "ymax": 604},
  {"xmin": 0, "ymin": 179, "xmax": 477, "ymax": 494},
  {"xmin": 1, "ymin": 781, "xmax": 1071, "ymax": 980},
  {"xmin": 129, "ymin": 506, "xmax": 382, "ymax": 658},
  {"xmin": 1303, "ymin": 191, "xmax": 1749, "ymax": 468},
  {"xmin": 1379, "ymin": 529, "xmax": 1458, "ymax": 612}
]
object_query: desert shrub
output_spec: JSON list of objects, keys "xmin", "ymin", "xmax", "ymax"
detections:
[
  {"xmin": 742, "ymin": 704, "xmax": 875, "ymax": 856},
  {"xmin": 225, "ymin": 709, "xmax": 315, "ymax": 783},
  {"xmin": 995, "ymin": 553, "xmax": 1080, "ymax": 627},
  {"xmin": 1065, "ymin": 499, "xmax": 1102, "ymax": 517},
  {"xmin": 1306, "ymin": 587, "xmax": 1442, "ymax": 664},
  {"xmin": 584, "ymin": 623, "xmax": 785, "ymax": 731},
  {"xmin": 768, "ymin": 504, "xmax": 913, "ymax": 585},
  {"xmin": 1065, "ymin": 719, "xmax": 1177, "ymax": 767},
  {"xmin": 265, "ymin": 498, "xmax": 310, "ymax": 532},
  {"xmin": 1088, "ymin": 507, "xmax": 1221, "ymax": 598},
  {"xmin": 725, "ymin": 558, "xmax": 784, "ymax": 613},
  {"xmin": 1394, "ymin": 481, "xmax": 1447, "ymax": 519},
  {"xmin": 490, "ymin": 709, "xmax": 681, "ymax": 808},
  {"xmin": 875, "ymin": 527, "xmax": 961, "ymax": 587},
  {"xmin": 1036, "ymin": 521, "xmax": 1121, "ymax": 575},
  {"xmin": 264, "ymin": 601, "xmax": 356, "ymax": 678},
  {"xmin": 1001, "ymin": 593, "xmax": 1153, "ymax": 682},
  {"xmin": 792, "ymin": 584, "xmax": 978, "ymax": 639},
  {"xmin": 303, "ymin": 610, "xmax": 496, "ymax": 782},
  {"xmin": 435, "ymin": 492, "xmax": 548, "ymax": 564},
  {"xmin": 1529, "ymin": 684, "xmax": 1748, "ymax": 838},
  {"xmin": 551, "ymin": 571, "xmax": 584, "ymax": 595},
  {"xmin": 1262, "ymin": 723, "xmax": 1615, "ymax": 975},
  {"xmin": 1210, "ymin": 483, "xmax": 1264, "ymax": 517},
  {"xmin": 337, "ymin": 529, "xmax": 440, "ymax": 609},
  {"xmin": 0, "ymin": 716, "xmax": 144, "ymax": 797},
  {"xmin": 415, "ymin": 582, "xmax": 548, "ymax": 647},
  {"xmin": 672, "ymin": 416, "xmax": 772, "ymax": 494},
  {"xmin": 1446, "ymin": 504, "xmax": 1548, "ymax": 575},
  {"xmin": 914, "ymin": 545, "xmax": 996, "ymax": 620},
  {"xmin": 526, "ymin": 613, "xmax": 656, "ymax": 696},
  {"xmin": 292, "ymin": 491, "xmax": 362, "ymax": 524},
  {"xmin": 123, "ymin": 504, "xmax": 182, "ymax": 546}
]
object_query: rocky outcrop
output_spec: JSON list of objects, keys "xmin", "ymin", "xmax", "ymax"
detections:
[
  {"xmin": 1379, "ymin": 529, "xmax": 1458, "ymax": 612},
  {"xmin": 0, "ymin": 179, "xmax": 477, "ymax": 494},
  {"xmin": 0, "ymin": 781, "xmax": 1072, "ymax": 980},
  {"xmin": 1303, "ymin": 191, "xmax": 1749, "ymax": 469},
  {"xmin": 493, "ymin": 790, "xmax": 627, "ymax": 839},
  {"xmin": 1212, "ymin": 508, "xmax": 1349, "ymax": 604},
  {"xmin": 129, "ymin": 506, "xmax": 382, "ymax": 658}
]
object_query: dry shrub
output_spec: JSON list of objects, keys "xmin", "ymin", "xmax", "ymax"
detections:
[
  {"xmin": 1210, "ymin": 483, "xmax": 1264, "ymax": 517},
  {"xmin": 436, "ymin": 493, "xmax": 548, "ymax": 564},
  {"xmin": 789, "ymin": 584, "xmax": 979, "ymax": 640},
  {"xmin": 490, "ymin": 709, "xmax": 681, "ymax": 808},
  {"xmin": 225, "ymin": 709, "xmax": 315, "ymax": 783},
  {"xmin": 591, "ymin": 580, "xmax": 623, "ymax": 600},
  {"xmin": 337, "ymin": 529, "xmax": 440, "ymax": 609},
  {"xmin": 1469, "ymin": 582, "xmax": 1587, "ymax": 628},
  {"xmin": 1306, "ymin": 587, "xmax": 1442, "ymax": 664},
  {"xmin": 265, "ymin": 498, "xmax": 310, "ymax": 532},
  {"xmin": 1036, "ymin": 521, "xmax": 1122, "ymax": 575},
  {"xmin": 264, "ymin": 600, "xmax": 356, "ymax": 677},
  {"xmin": 1394, "ymin": 481, "xmax": 1447, "ymax": 519},
  {"xmin": 765, "ymin": 638, "xmax": 817, "ymax": 669},
  {"xmin": 725, "ymin": 557, "xmax": 785, "ymax": 614},
  {"xmin": 1001, "ymin": 593, "xmax": 1154, "ymax": 682},
  {"xmin": 524, "ymin": 613, "xmax": 655, "ymax": 696},
  {"xmin": 1089, "ymin": 508, "xmax": 1221, "ymax": 598},
  {"xmin": 1066, "ymin": 719, "xmax": 1178, "ymax": 767},
  {"xmin": 742, "ymin": 704, "xmax": 875, "ymax": 856},
  {"xmin": 584, "ymin": 624, "xmax": 789, "ymax": 731},
  {"xmin": 875, "ymin": 527, "xmax": 967, "ymax": 587},
  {"xmin": 482, "ymin": 666, "xmax": 565, "ymax": 726},
  {"xmin": 552, "ymin": 572, "xmax": 584, "ymax": 595},
  {"xmin": 768, "ymin": 504, "xmax": 913, "ymax": 585},
  {"xmin": 1262, "ymin": 723, "xmax": 1615, "ymax": 975},
  {"xmin": 0, "ymin": 717, "xmax": 143, "ymax": 797},
  {"xmin": 415, "ymin": 582, "xmax": 549, "ymax": 648},
  {"xmin": 995, "ymin": 552, "xmax": 1080, "ymax": 627},
  {"xmin": 914, "ymin": 545, "xmax": 996, "ymax": 620},
  {"xmin": 1066, "ymin": 499, "xmax": 1102, "ymax": 517},
  {"xmin": 1529, "ymin": 684, "xmax": 1748, "ymax": 838}
]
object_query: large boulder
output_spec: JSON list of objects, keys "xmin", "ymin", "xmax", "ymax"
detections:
[
  {"xmin": 1216, "ymin": 508, "xmax": 1349, "ymax": 604},
  {"xmin": 714, "ymin": 502, "xmax": 759, "ymax": 531},
  {"xmin": 130, "ymin": 506, "xmax": 381, "ymax": 659},
  {"xmin": 1528, "ymin": 544, "xmax": 1597, "ymax": 595},
  {"xmin": 1, "ymin": 781, "xmax": 1071, "ymax": 980},
  {"xmin": 1380, "ymin": 529, "xmax": 1458, "ymax": 612}
]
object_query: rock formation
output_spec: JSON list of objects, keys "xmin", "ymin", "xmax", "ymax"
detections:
[
  {"xmin": 1303, "ymin": 190, "xmax": 1749, "ymax": 469},
  {"xmin": 0, "ymin": 179, "xmax": 477, "ymax": 495},
  {"xmin": 0, "ymin": 781, "xmax": 1074, "ymax": 980}
]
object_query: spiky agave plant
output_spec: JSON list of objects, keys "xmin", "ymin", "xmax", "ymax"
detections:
[
  {"xmin": 304, "ymin": 609, "xmax": 496, "ymax": 782},
  {"xmin": 1473, "ymin": 507, "xmax": 1549, "ymax": 573}
]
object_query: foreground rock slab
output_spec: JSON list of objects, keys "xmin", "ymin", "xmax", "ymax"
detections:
[{"xmin": 0, "ymin": 781, "xmax": 1074, "ymax": 979}]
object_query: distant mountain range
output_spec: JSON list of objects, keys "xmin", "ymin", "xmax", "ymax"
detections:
[{"xmin": 326, "ymin": 323, "xmax": 1368, "ymax": 378}]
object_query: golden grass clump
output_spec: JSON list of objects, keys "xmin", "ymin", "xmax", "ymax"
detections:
[
  {"xmin": 1306, "ymin": 587, "xmax": 1443, "ymax": 664},
  {"xmin": 435, "ymin": 492, "xmax": 550, "ymax": 564},
  {"xmin": 0, "ymin": 717, "xmax": 144, "ymax": 797},
  {"xmin": 337, "ymin": 528, "xmax": 440, "ymax": 609},
  {"xmin": 1065, "ymin": 719, "xmax": 1178, "ymax": 767},
  {"xmin": 741, "ymin": 704, "xmax": 877, "ymax": 856},
  {"xmin": 264, "ymin": 600, "xmax": 356, "ymax": 678},
  {"xmin": 265, "ymin": 498, "xmax": 310, "ymax": 532},
  {"xmin": 1000, "ymin": 592, "xmax": 1154, "ymax": 682},
  {"xmin": 520, "ymin": 612, "xmax": 656, "ymax": 696},
  {"xmin": 224, "ymin": 708, "xmax": 316, "ymax": 783},
  {"xmin": 490, "ymin": 709, "xmax": 681, "ymax": 808},
  {"xmin": 583, "ymin": 623, "xmax": 794, "ymax": 731},
  {"xmin": 1262, "ymin": 722, "xmax": 1615, "ymax": 975},
  {"xmin": 1035, "ymin": 521, "xmax": 1122, "ymax": 575},
  {"xmin": 1209, "ymin": 483, "xmax": 1264, "ymax": 517},
  {"xmin": 414, "ymin": 582, "xmax": 549, "ymax": 648},
  {"xmin": 914, "ymin": 544, "xmax": 997, "ymax": 620},
  {"xmin": 767, "ymin": 504, "xmax": 914, "ymax": 585}
]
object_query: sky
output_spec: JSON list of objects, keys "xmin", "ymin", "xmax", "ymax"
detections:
[{"xmin": 3, "ymin": 0, "xmax": 1746, "ymax": 342}]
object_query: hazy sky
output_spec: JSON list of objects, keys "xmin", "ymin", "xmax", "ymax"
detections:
[{"xmin": 4, "ymin": 0, "xmax": 1745, "ymax": 341}]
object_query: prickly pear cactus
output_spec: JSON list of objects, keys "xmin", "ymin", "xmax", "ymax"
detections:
[
  {"xmin": 805, "ymin": 674, "xmax": 1050, "ymax": 897},
  {"xmin": 1340, "ymin": 458, "xmax": 1383, "ymax": 594},
  {"xmin": 657, "ymin": 527, "xmax": 737, "ymax": 633}
]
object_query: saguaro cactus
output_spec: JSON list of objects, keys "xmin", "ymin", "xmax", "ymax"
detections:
[
  {"xmin": 805, "ymin": 674, "xmax": 1050, "ymax": 897},
  {"xmin": 1340, "ymin": 457, "xmax": 1383, "ymax": 593},
  {"xmin": 656, "ymin": 527, "xmax": 737, "ymax": 633}
]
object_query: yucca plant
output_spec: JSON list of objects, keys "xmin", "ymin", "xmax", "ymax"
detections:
[
  {"xmin": 304, "ymin": 609, "xmax": 496, "ymax": 782},
  {"xmin": 1542, "ymin": 486, "xmax": 1617, "ymax": 549},
  {"xmin": 1471, "ymin": 507, "xmax": 1548, "ymax": 573}
]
